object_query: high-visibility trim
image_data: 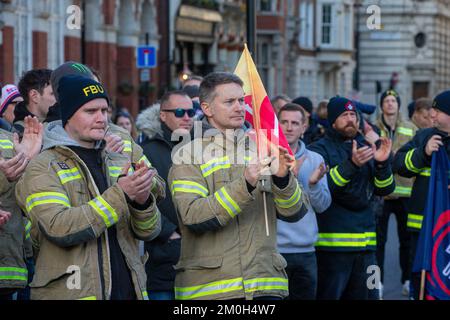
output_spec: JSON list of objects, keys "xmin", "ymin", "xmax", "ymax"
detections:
[
  {"xmin": 171, "ymin": 180, "xmax": 209, "ymax": 198},
  {"xmin": 123, "ymin": 140, "xmax": 132, "ymax": 153},
  {"xmin": 0, "ymin": 139, "xmax": 13, "ymax": 150},
  {"xmin": 0, "ymin": 267, "xmax": 28, "ymax": 282},
  {"xmin": 243, "ymin": 277, "xmax": 289, "ymax": 292},
  {"xmin": 407, "ymin": 213, "xmax": 423, "ymax": 229},
  {"xmin": 405, "ymin": 149, "xmax": 421, "ymax": 173},
  {"xmin": 175, "ymin": 277, "xmax": 244, "ymax": 300},
  {"xmin": 25, "ymin": 220, "xmax": 32, "ymax": 240},
  {"xmin": 108, "ymin": 166, "xmax": 133, "ymax": 178},
  {"xmin": 200, "ymin": 156, "xmax": 231, "ymax": 178},
  {"xmin": 397, "ymin": 127, "xmax": 414, "ymax": 137},
  {"xmin": 139, "ymin": 155, "xmax": 152, "ymax": 167},
  {"xmin": 375, "ymin": 174, "xmax": 394, "ymax": 188},
  {"xmin": 315, "ymin": 232, "xmax": 377, "ymax": 247},
  {"xmin": 214, "ymin": 187, "xmax": 241, "ymax": 218},
  {"xmin": 329, "ymin": 166, "xmax": 350, "ymax": 187},
  {"xmin": 57, "ymin": 167, "xmax": 82, "ymax": 184},
  {"xmin": 142, "ymin": 291, "xmax": 149, "ymax": 301},
  {"xmin": 420, "ymin": 168, "xmax": 431, "ymax": 177},
  {"xmin": 244, "ymin": 156, "xmax": 252, "ymax": 164},
  {"xmin": 134, "ymin": 212, "xmax": 159, "ymax": 230},
  {"xmin": 88, "ymin": 196, "xmax": 118, "ymax": 228},
  {"xmin": 78, "ymin": 296, "xmax": 97, "ymax": 300},
  {"xmin": 394, "ymin": 186, "xmax": 412, "ymax": 197},
  {"xmin": 26, "ymin": 192, "xmax": 71, "ymax": 213},
  {"xmin": 274, "ymin": 184, "xmax": 302, "ymax": 209}
]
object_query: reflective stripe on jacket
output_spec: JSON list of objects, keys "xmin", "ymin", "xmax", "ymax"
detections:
[
  {"xmin": 15, "ymin": 141, "xmax": 161, "ymax": 300},
  {"xmin": 168, "ymin": 121, "xmax": 307, "ymax": 300}
]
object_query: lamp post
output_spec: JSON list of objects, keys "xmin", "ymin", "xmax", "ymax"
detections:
[{"xmin": 246, "ymin": 0, "xmax": 256, "ymax": 59}]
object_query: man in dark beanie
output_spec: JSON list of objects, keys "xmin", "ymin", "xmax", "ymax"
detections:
[
  {"xmin": 374, "ymin": 88, "xmax": 417, "ymax": 298},
  {"xmin": 394, "ymin": 89, "xmax": 450, "ymax": 299},
  {"xmin": 309, "ymin": 96, "xmax": 395, "ymax": 300},
  {"xmin": 15, "ymin": 74, "xmax": 163, "ymax": 300}
]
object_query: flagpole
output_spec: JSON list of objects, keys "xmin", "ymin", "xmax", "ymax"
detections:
[
  {"xmin": 419, "ymin": 270, "xmax": 426, "ymax": 300},
  {"xmin": 242, "ymin": 44, "xmax": 270, "ymax": 237}
]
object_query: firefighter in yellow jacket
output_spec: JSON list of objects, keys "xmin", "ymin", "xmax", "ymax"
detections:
[
  {"xmin": 0, "ymin": 117, "xmax": 42, "ymax": 300},
  {"xmin": 15, "ymin": 75, "xmax": 162, "ymax": 300},
  {"xmin": 168, "ymin": 72, "xmax": 308, "ymax": 300}
]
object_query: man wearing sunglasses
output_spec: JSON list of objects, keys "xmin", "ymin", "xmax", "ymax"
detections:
[{"xmin": 137, "ymin": 90, "xmax": 194, "ymax": 300}]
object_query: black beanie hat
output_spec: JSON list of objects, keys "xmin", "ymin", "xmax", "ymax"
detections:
[
  {"xmin": 327, "ymin": 96, "xmax": 356, "ymax": 124},
  {"xmin": 292, "ymin": 96, "xmax": 313, "ymax": 114},
  {"xmin": 58, "ymin": 75, "xmax": 109, "ymax": 127},
  {"xmin": 380, "ymin": 89, "xmax": 401, "ymax": 109},
  {"xmin": 432, "ymin": 90, "xmax": 450, "ymax": 116},
  {"xmin": 292, "ymin": 96, "xmax": 313, "ymax": 115},
  {"xmin": 51, "ymin": 62, "xmax": 94, "ymax": 102},
  {"xmin": 407, "ymin": 101, "xmax": 416, "ymax": 119}
]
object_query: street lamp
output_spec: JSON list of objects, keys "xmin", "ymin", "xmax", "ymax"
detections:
[{"xmin": 246, "ymin": 0, "xmax": 256, "ymax": 58}]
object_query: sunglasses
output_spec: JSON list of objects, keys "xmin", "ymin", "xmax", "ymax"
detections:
[{"xmin": 161, "ymin": 108, "xmax": 196, "ymax": 118}]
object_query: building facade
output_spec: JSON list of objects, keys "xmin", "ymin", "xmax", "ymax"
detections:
[
  {"xmin": 286, "ymin": 0, "xmax": 356, "ymax": 105},
  {"xmin": 357, "ymin": 0, "xmax": 450, "ymax": 116},
  {"xmin": 0, "ymin": 0, "xmax": 160, "ymax": 116}
]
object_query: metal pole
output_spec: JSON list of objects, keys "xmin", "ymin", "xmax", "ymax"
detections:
[{"xmin": 246, "ymin": 0, "xmax": 256, "ymax": 59}]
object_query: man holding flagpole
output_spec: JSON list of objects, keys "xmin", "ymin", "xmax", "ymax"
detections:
[
  {"xmin": 393, "ymin": 90, "xmax": 450, "ymax": 299},
  {"xmin": 168, "ymin": 71, "xmax": 307, "ymax": 300}
]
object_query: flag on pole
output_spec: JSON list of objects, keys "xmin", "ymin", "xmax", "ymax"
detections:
[
  {"xmin": 413, "ymin": 147, "xmax": 450, "ymax": 300},
  {"xmin": 234, "ymin": 44, "xmax": 293, "ymax": 156}
]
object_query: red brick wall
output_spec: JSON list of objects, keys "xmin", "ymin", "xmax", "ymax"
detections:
[
  {"xmin": 0, "ymin": 26, "xmax": 15, "ymax": 84},
  {"xmin": 103, "ymin": 0, "xmax": 116, "ymax": 25},
  {"xmin": 85, "ymin": 41, "xmax": 118, "ymax": 108},
  {"xmin": 33, "ymin": 31, "xmax": 48, "ymax": 69},
  {"xmin": 116, "ymin": 46, "xmax": 139, "ymax": 116},
  {"xmin": 64, "ymin": 36, "xmax": 82, "ymax": 61}
]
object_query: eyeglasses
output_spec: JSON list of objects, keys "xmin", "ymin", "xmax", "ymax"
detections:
[{"xmin": 161, "ymin": 108, "xmax": 196, "ymax": 118}]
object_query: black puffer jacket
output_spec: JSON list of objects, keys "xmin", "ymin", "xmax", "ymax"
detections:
[
  {"xmin": 393, "ymin": 127, "xmax": 450, "ymax": 232},
  {"xmin": 136, "ymin": 105, "xmax": 184, "ymax": 292},
  {"xmin": 308, "ymin": 128, "xmax": 395, "ymax": 252},
  {"xmin": 13, "ymin": 101, "xmax": 35, "ymax": 135}
]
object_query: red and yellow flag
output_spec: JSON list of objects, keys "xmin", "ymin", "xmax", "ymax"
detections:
[{"xmin": 234, "ymin": 44, "xmax": 293, "ymax": 156}]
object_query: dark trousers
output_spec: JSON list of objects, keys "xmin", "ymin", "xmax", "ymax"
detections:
[
  {"xmin": 376, "ymin": 198, "xmax": 411, "ymax": 284},
  {"xmin": 409, "ymin": 232, "xmax": 421, "ymax": 300},
  {"xmin": 281, "ymin": 252, "xmax": 317, "ymax": 300},
  {"xmin": 316, "ymin": 251, "xmax": 378, "ymax": 300}
]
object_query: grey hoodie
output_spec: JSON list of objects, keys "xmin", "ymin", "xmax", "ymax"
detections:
[
  {"xmin": 277, "ymin": 140, "xmax": 332, "ymax": 253},
  {"xmin": 43, "ymin": 120, "xmax": 84, "ymax": 151}
]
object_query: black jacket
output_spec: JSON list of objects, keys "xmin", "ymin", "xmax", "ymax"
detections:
[
  {"xmin": 137, "ymin": 106, "xmax": 182, "ymax": 292},
  {"xmin": 308, "ymin": 128, "xmax": 395, "ymax": 251},
  {"xmin": 393, "ymin": 127, "xmax": 450, "ymax": 232},
  {"xmin": 13, "ymin": 101, "xmax": 35, "ymax": 134}
]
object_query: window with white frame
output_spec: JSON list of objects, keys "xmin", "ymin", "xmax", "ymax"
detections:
[
  {"xmin": 343, "ymin": 4, "xmax": 351, "ymax": 49},
  {"xmin": 259, "ymin": 0, "xmax": 275, "ymax": 12},
  {"xmin": 257, "ymin": 41, "xmax": 270, "ymax": 87},
  {"xmin": 321, "ymin": 4, "xmax": 332, "ymax": 45},
  {"xmin": 299, "ymin": 1, "xmax": 314, "ymax": 48},
  {"xmin": 14, "ymin": 0, "xmax": 33, "ymax": 82},
  {"xmin": 47, "ymin": 1, "xmax": 65, "ymax": 69}
]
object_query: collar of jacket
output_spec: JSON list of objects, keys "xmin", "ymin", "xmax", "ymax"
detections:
[
  {"xmin": 325, "ymin": 127, "xmax": 368, "ymax": 147},
  {"xmin": 13, "ymin": 101, "xmax": 36, "ymax": 123},
  {"xmin": 43, "ymin": 120, "xmax": 106, "ymax": 151},
  {"xmin": 135, "ymin": 104, "xmax": 163, "ymax": 139},
  {"xmin": 377, "ymin": 113, "xmax": 404, "ymax": 135},
  {"xmin": 294, "ymin": 140, "xmax": 307, "ymax": 159}
]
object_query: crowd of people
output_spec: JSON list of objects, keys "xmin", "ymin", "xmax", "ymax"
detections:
[{"xmin": 0, "ymin": 61, "xmax": 449, "ymax": 301}]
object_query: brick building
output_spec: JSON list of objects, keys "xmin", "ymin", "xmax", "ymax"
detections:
[{"xmin": 0, "ymin": 0, "xmax": 160, "ymax": 116}]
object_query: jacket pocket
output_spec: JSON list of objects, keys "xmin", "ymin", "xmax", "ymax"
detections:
[
  {"xmin": 30, "ymin": 268, "xmax": 72, "ymax": 289},
  {"xmin": 174, "ymin": 256, "xmax": 223, "ymax": 272},
  {"xmin": 272, "ymin": 253, "xmax": 287, "ymax": 272}
]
